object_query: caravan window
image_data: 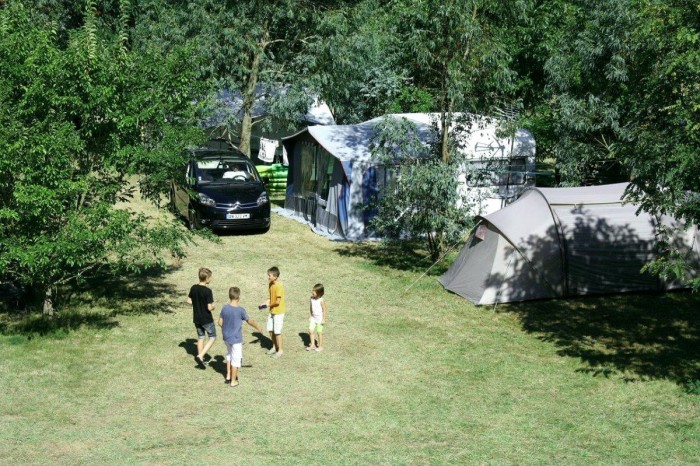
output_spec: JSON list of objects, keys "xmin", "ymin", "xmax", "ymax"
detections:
[
  {"xmin": 466, "ymin": 161, "xmax": 494, "ymax": 187},
  {"xmin": 466, "ymin": 158, "xmax": 527, "ymax": 187},
  {"xmin": 318, "ymin": 151, "xmax": 335, "ymax": 201},
  {"xmin": 300, "ymin": 143, "xmax": 317, "ymax": 194},
  {"xmin": 495, "ymin": 158, "xmax": 527, "ymax": 187},
  {"xmin": 375, "ymin": 166, "xmax": 398, "ymax": 198}
]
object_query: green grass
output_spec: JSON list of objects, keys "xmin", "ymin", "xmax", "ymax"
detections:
[{"xmin": 1, "ymin": 199, "xmax": 699, "ymax": 464}]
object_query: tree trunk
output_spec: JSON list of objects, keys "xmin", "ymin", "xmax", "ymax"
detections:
[
  {"xmin": 238, "ymin": 29, "xmax": 268, "ymax": 158},
  {"xmin": 441, "ymin": 111, "xmax": 450, "ymax": 163},
  {"xmin": 42, "ymin": 287, "xmax": 54, "ymax": 317}
]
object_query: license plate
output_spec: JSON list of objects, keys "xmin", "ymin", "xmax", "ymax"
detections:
[{"xmin": 226, "ymin": 213, "xmax": 250, "ymax": 219}]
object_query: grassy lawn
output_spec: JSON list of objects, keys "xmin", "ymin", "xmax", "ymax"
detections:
[{"xmin": 1, "ymin": 197, "xmax": 699, "ymax": 464}]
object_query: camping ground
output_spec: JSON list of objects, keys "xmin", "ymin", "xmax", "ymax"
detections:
[{"xmin": 0, "ymin": 197, "xmax": 698, "ymax": 464}]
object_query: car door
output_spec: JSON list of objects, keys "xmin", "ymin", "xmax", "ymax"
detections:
[{"xmin": 174, "ymin": 160, "xmax": 196, "ymax": 217}]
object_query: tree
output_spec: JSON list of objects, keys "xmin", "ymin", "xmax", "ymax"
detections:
[
  {"xmin": 369, "ymin": 117, "xmax": 474, "ymax": 262},
  {"xmin": 388, "ymin": 0, "xmax": 530, "ymax": 162},
  {"xmin": 0, "ymin": 1, "xmax": 203, "ymax": 313},
  {"xmin": 134, "ymin": 0, "xmax": 342, "ymax": 157},
  {"xmin": 309, "ymin": 0, "xmax": 417, "ymax": 124},
  {"xmin": 541, "ymin": 0, "xmax": 700, "ymax": 286},
  {"xmin": 542, "ymin": 0, "xmax": 636, "ymax": 185}
]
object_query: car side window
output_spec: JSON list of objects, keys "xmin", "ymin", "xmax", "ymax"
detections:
[{"xmin": 186, "ymin": 162, "xmax": 195, "ymax": 186}]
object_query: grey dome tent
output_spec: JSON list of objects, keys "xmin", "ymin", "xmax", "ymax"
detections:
[{"xmin": 439, "ymin": 183, "xmax": 700, "ymax": 305}]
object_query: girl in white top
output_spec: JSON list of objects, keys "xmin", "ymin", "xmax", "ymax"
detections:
[{"xmin": 306, "ymin": 283, "xmax": 328, "ymax": 352}]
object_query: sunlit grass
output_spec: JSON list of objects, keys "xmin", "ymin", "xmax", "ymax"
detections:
[{"xmin": 1, "ymin": 195, "xmax": 699, "ymax": 464}]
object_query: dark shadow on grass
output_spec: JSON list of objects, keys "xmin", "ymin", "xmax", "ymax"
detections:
[
  {"xmin": 208, "ymin": 354, "xmax": 253, "ymax": 377},
  {"xmin": 215, "ymin": 227, "xmax": 271, "ymax": 237},
  {"xmin": 0, "ymin": 265, "xmax": 182, "ymax": 337},
  {"xmin": 179, "ymin": 338, "xmax": 199, "ymax": 357},
  {"xmin": 0, "ymin": 311, "xmax": 119, "ymax": 337},
  {"xmin": 67, "ymin": 265, "xmax": 182, "ymax": 317},
  {"xmin": 298, "ymin": 331, "xmax": 311, "ymax": 348},
  {"xmin": 178, "ymin": 338, "xmax": 206, "ymax": 370},
  {"xmin": 334, "ymin": 241, "xmax": 452, "ymax": 276},
  {"xmin": 209, "ymin": 355, "xmax": 227, "ymax": 377},
  {"xmin": 502, "ymin": 290, "xmax": 700, "ymax": 390},
  {"xmin": 250, "ymin": 331, "xmax": 273, "ymax": 350}
]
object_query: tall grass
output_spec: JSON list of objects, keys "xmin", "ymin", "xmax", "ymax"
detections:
[{"xmin": 1, "ymin": 202, "xmax": 698, "ymax": 464}]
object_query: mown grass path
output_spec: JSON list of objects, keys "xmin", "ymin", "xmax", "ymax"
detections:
[{"xmin": 1, "ymin": 206, "xmax": 699, "ymax": 464}]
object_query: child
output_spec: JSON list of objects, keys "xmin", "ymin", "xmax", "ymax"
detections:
[
  {"xmin": 218, "ymin": 286, "xmax": 262, "ymax": 387},
  {"xmin": 260, "ymin": 266, "xmax": 286, "ymax": 358},
  {"xmin": 187, "ymin": 267, "xmax": 216, "ymax": 368},
  {"xmin": 306, "ymin": 283, "xmax": 328, "ymax": 352}
]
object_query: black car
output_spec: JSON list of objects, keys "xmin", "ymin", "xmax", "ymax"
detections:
[{"xmin": 171, "ymin": 148, "xmax": 270, "ymax": 232}]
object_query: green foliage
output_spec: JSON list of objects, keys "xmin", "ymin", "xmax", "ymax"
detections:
[
  {"xmin": 311, "ymin": 1, "xmax": 412, "ymax": 123},
  {"xmin": 0, "ymin": 1, "xmax": 202, "ymax": 311},
  {"xmin": 387, "ymin": 0, "xmax": 530, "ymax": 161},
  {"xmin": 539, "ymin": 0, "xmax": 700, "ymax": 286},
  {"xmin": 369, "ymin": 117, "xmax": 474, "ymax": 261},
  {"xmin": 133, "ymin": 0, "xmax": 335, "ymax": 154},
  {"xmin": 685, "ymin": 379, "xmax": 700, "ymax": 396}
]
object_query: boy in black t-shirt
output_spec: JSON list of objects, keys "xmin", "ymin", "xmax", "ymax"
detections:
[{"xmin": 187, "ymin": 267, "xmax": 216, "ymax": 368}]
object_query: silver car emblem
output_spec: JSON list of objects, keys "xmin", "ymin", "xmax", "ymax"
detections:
[{"xmin": 229, "ymin": 202, "xmax": 241, "ymax": 210}]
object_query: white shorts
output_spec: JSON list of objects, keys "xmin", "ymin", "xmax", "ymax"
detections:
[
  {"xmin": 225, "ymin": 342, "xmax": 243, "ymax": 368},
  {"xmin": 267, "ymin": 313, "xmax": 285, "ymax": 335}
]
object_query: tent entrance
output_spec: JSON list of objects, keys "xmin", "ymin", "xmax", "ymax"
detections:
[{"xmin": 287, "ymin": 140, "xmax": 343, "ymax": 235}]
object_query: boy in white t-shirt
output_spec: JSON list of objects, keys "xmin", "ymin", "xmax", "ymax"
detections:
[{"xmin": 306, "ymin": 283, "xmax": 328, "ymax": 352}]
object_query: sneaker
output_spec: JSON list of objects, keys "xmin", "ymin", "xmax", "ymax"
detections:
[
  {"xmin": 306, "ymin": 346, "xmax": 317, "ymax": 351},
  {"xmin": 314, "ymin": 347, "xmax": 323, "ymax": 352},
  {"xmin": 266, "ymin": 348, "xmax": 277, "ymax": 355},
  {"xmin": 272, "ymin": 351, "xmax": 283, "ymax": 358},
  {"xmin": 194, "ymin": 355, "xmax": 205, "ymax": 367}
]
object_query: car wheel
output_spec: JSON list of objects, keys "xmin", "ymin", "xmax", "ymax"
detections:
[{"xmin": 187, "ymin": 208, "xmax": 200, "ymax": 230}]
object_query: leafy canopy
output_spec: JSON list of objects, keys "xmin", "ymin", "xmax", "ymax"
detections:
[
  {"xmin": 369, "ymin": 116, "xmax": 475, "ymax": 262},
  {"xmin": 0, "ymin": 1, "xmax": 203, "ymax": 311}
]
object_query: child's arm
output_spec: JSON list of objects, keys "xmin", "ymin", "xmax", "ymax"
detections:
[
  {"xmin": 269, "ymin": 296, "xmax": 281, "ymax": 309},
  {"xmin": 246, "ymin": 318, "xmax": 263, "ymax": 333},
  {"xmin": 218, "ymin": 317, "xmax": 223, "ymax": 327},
  {"xmin": 321, "ymin": 299, "xmax": 328, "ymax": 324}
]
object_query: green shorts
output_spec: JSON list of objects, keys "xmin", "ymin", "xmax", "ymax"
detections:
[{"xmin": 309, "ymin": 322, "xmax": 323, "ymax": 333}]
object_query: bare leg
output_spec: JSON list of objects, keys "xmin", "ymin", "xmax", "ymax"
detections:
[
  {"xmin": 199, "ymin": 337, "xmax": 216, "ymax": 359},
  {"xmin": 230, "ymin": 367, "xmax": 239, "ymax": 386},
  {"xmin": 226, "ymin": 358, "xmax": 231, "ymax": 381},
  {"xmin": 318, "ymin": 331, "xmax": 324, "ymax": 350},
  {"xmin": 308, "ymin": 330, "xmax": 316, "ymax": 349},
  {"xmin": 277, "ymin": 334, "xmax": 283, "ymax": 354}
]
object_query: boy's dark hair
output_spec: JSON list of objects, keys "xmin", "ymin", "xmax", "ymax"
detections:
[
  {"xmin": 198, "ymin": 267, "xmax": 212, "ymax": 282},
  {"xmin": 313, "ymin": 283, "xmax": 324, "ymax": 298},
  {"xmin": 229, "ymin": 286, "xmax": 240, "ymax": 301},
  {"xmin": 267, "ymin": 266, "xmax": 280, "ymax": 278}
]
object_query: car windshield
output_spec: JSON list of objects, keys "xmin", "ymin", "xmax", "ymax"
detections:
[{"xmin": 194, "ymin": 158, "xmax": 260, "ymax": 184}]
